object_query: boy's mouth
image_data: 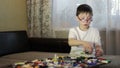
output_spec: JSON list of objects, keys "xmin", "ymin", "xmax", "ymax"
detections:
[{"xmin": 84, "ymin": 24, "xmax": 88, "ymax": 26}]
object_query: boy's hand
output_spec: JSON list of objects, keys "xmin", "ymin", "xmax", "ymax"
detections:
[
  {"xmin": 95, "ymin": 47, "xmax": 103, "ymax": 57},
  {"xmin": 83, "ymin": 42, "xmax": 93, "ymax": 54}
]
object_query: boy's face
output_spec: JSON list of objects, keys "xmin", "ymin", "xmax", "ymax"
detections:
[{"xmin": 76, "ymin": 13, "xmax": 92, "ymax": 27}]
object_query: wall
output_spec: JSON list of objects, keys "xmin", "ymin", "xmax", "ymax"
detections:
[{"xmin": 0, "ymin": 0, "xmax": 27, "ymax": 31}]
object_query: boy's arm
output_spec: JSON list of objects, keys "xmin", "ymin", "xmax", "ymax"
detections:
[
  {"xmin": 68, "ymin": 38, "xmax": 93, "ymax": 47},
  {"xmin": 68, "ymin": 38, "xmax": 85, "ymax": 46},
  {"xmin": 68, "ymin": 38, "xmax": 93, "ymax": 54},
  {"xmin": 95, "ymin": 44, "xmax": 104, "ymax": 57}
]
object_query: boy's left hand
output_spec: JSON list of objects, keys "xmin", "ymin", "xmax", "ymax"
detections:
[{"xmin": 95, "ymin": 47, "xmax": 103, "ymax": 57}]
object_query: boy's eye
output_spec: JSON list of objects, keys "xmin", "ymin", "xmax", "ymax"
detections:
[
  {"xmin": 81, "ymin": 17, "xmax": 85, "ymax": 19},
  {"xmin": 79, "ymin": 17, "xmax": 92, "ymax": 22}
]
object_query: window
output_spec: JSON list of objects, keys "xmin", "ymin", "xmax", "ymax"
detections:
[
  {"xmin": 111, "ymin": 0, "xmax": 120, "ymax": 15},
  {"xmin": 52, "ymin": 0, "xmax": 108, "ymax": 31},
  {"xmin": 52, "ymin": 0, "xmax": 120, "ymax": 35}
]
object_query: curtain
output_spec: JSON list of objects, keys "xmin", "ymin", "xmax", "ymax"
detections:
[
  {"xmin": 52, "ymin": 0, "xmax": 120, "ymax": 55},
  {"xmin": 105, "ymin": 0, "xmax": 120, "ymax": 55},
  {"xmin": 27, "ymin": 0, "xmax": 53, "ymax": 38}
]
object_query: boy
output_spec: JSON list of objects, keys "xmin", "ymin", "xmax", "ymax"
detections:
[{"xmin": 68, "ymin": 4, "xmax": 103, "ymax": 57}]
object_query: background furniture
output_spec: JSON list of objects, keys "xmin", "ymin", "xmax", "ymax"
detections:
[{"xmin": 0, "ymin": 31, "xmax": 70, "ymax": 57}]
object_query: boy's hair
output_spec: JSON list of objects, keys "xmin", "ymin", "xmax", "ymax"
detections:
[{"xmin": 76, "ymin": 4, "xmax": 93, "ymax": 16}]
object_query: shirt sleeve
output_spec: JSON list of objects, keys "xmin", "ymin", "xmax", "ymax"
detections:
[
  {"xmin": 94, "ymin": 29, "xmax": 102, "ymax": 46},
  {"xmin": 68, "ymin": 28, "xmax": 77, "ymax": 39}
]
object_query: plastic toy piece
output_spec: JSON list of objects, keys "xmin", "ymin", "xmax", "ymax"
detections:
[
  {"xmin": 100, "ymin": 60, "xmax": 111, "ymax": 64},
  {"xmin": 12, "ymin": 55, "xmax": 111, "ymax": 68}
]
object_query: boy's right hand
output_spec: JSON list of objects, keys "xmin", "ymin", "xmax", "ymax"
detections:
[{"xmin": 83, "ymin": 42, "xmax": 93, "ymax": 54}]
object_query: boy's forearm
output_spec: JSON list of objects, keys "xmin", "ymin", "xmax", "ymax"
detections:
[
  {"xmin": 95, "ymin": 44, "xmax": 104, "ymax": 53},
  {"xmin": 68, "ymin": 39, "xmax": 85, "ymax": 46}
]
